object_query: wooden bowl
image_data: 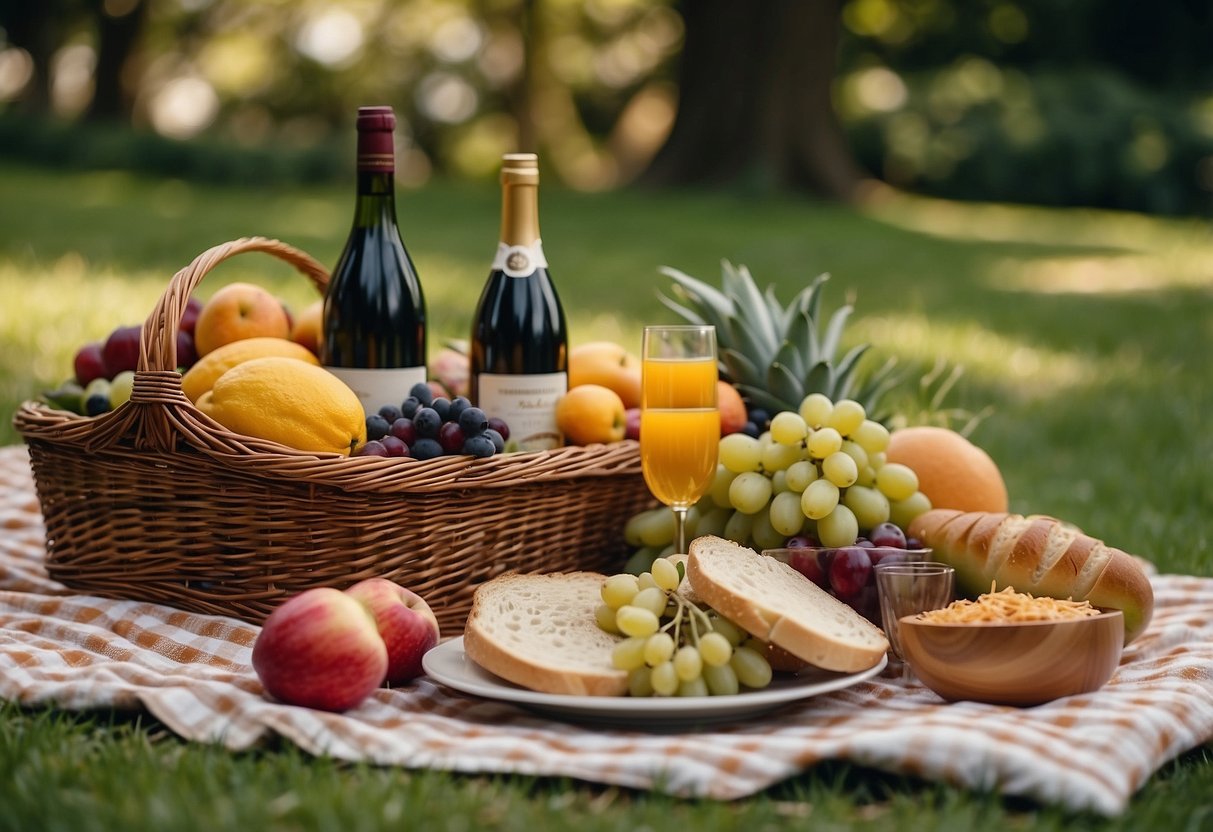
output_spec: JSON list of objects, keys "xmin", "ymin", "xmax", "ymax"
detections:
[{"xmin": 898, "ymin": 611, "xmax": 1124, "ymax": 706}]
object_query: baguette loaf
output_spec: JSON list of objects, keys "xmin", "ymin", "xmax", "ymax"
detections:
[
  {"xmin": 462, "ymin": 572, "xmax": 627, "ymax": 696},
  {"xmin": 687, "ymin": 536, "xmax": 889, "ymax": 673},
  {"xmin": 908, "ymin": 509, "xmax": 1154, "ymax": 643}
]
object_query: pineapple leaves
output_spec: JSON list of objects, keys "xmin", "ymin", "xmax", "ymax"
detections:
[
  {"xmin": 803, "ymin": 361, "xmax": 834, "ymax": 397},
  {"xmin": 655, "ymin": 292, "xmax": 708, "ymax": 327},
  {"xmin": 831, "ymin": 343, "xmax": 871, "ymax": 400},
  {"xmin": 724, "ymin": 263, "xmax": 779, "ymax": 358},
  {"xmin": 656, "ymin": 262, "xmax": 930, "ymax": 425},
  {"xmin": 767, "ymin": 361, "xmax": 804, "ymax": 407},
  {"xmin": 820, "ymin": 303, "xmax": 854, "ymax": 364},
  {"xmin": 764, "ymin": 285, "xmax": 788, "ymax": 335},
  {"xmin": 725, "ymin": 313, "xmax": 775, "ymax": 373},
  {"xmin": 659, "ymin": 266, "xmax": 734, "ymax": 324},
  {"xmin": 773, "ymin": 340, "xmax": 806, "ymax": 382},
  {"xmin": 720, "ymin": 348, "xmax": 762, "ymax": 388},
  {"xmin": 735, "ymin": 384, "xmax": 786, "ymax": 414}
]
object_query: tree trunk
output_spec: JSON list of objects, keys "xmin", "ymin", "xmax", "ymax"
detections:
[
  {"xmin": 638, "ymin": 0, "xmax": 869, "ymax": 201},
  {"xmin": 0, "ymin": 0, "xmax": 68, "ymax": 114},
  {"xmin": 85, "ymin": 0, "xmax": 149, "ymax": 122}
]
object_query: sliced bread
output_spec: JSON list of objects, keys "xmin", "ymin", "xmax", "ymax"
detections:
[
  {"xmin": 687, "ymin": 536, "xmax": 890, "ymax": 673},
  {"xmin": 462, "ymin": 571, "xmax": 627, "ymax": 697}
]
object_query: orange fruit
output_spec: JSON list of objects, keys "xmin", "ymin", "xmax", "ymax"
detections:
[
  {"xmin": 555, "ymin": 384, "xmax": 626, "ymax": 445},
  {"xmin": 194, "ymin": 282, "xmax": 292, "ymax": 356},
  {"xmin": 885, "ymin": 426, "xmax": 1008, "ymax": 513},
  {"xmin": 568, "ymin": 341, "xmax": 642, "ymax": 409},
  {"xmin": 717, "ymin": 381, "xmax": 747, "ymax": 435},
  {"xmin": 290, "ymin": 299, "xmax": 324, "ymax": 356}
]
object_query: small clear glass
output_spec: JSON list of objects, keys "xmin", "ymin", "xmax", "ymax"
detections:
[{"xmin": 874, "ymin": 562, "xmax": 955, "ymax": 661}]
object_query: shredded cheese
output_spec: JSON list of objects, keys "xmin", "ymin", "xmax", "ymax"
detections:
[{"xmin": 917, "ymin": 583, "xmax": 1101, "ymax": 623}]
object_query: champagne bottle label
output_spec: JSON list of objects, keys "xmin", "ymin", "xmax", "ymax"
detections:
[
  {"xmin": 325, "ymin": 365, "xmax": 427, "ymax": 417},
  {"xmin": 491, "ymin": 241, "xmax": 549, "ymax": 278},
  {"xmin": 476, "ymin": 371, "xmax": 566, "ymax": 451}
]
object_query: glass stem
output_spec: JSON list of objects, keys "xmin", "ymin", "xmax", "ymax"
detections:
[{"xmin": 672, "ymin": 506, "xmax": 689, "ymax": 555}]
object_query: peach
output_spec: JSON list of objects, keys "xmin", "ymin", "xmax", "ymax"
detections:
[
  {"xmin": 568, "ymin": 341, "xmax": 641, "ymax": 409},
  {"xmin": 718, "ymin": 381, "xmax": 747, "ymax": 435},
  {"xmin": 290, "ymin": 299, "xmax": 324, "ymax": 357},
  {"xmin": 555, "ymin": 384, "xmax": 626, "ymax": 445},
  {"xmin": 194, "ymin": 282, "xmax": 291, "ymax": 357}
]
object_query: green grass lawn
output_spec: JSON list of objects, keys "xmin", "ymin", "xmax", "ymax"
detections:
[{"xmin": 1, "ymin": 162, "xmax": 1211, "ymax": 829}]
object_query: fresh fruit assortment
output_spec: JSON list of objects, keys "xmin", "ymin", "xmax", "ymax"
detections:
[
  {"xmin": 43, "ymin": 297, "xmax": 205, "ymax": 416},
  {"xmin": 355, "ymin": 382, "xmax": 510, "ymax": 460},
  {"xmin": 621, "ymin": 393, "xmax": 932, "ymax": 571},
  {"xmin": 595, "ymin": 557, "xmax": 773, "ymax": 697}
]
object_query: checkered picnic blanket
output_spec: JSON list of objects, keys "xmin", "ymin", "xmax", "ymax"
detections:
[{"xmin": 1, "ymin": 444, "xmax": 1210, "ymax": 815}]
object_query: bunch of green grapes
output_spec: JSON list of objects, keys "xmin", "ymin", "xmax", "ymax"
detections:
[
  {"xmin": 595, "ymin": 557, "xmax": 773, "ymax": 697},
  {"xmin": 712, "ymin": 395, "xmax": 931, "ymax": 549}
]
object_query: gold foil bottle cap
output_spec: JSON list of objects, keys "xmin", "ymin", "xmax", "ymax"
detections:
[{"xmin": 501, "ymin": 153, "xmax": 539, "ymax": 184}]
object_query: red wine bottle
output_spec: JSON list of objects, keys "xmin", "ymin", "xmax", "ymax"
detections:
[
  {"xmin": 322, "ymin": 105, "xmax": 427, "ymax": 415},
  {"xmin": 470, "ymin": 153, "xmax": 568, "ymax": 450}
]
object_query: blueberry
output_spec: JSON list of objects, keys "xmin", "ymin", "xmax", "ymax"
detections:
[
  {"xmin": 741, "ymin": 421, "xmax": 761, "ymax": 438},
  {"xmin": 85, "ymin": 394, "xmax": 111, "ymax": 416},
  {"xmin": 431, "ymin": 397, "xmax": 451, "ymax": 422},
  {"xmin": 400, "ymin": 396, "xmax": 421, "ymax": 419},
  {"xmin": 447, "ymin": 396, "xmax": 471, "ymax": 424},
  {"xmin": 458, "ymin": 406, "xmax": 488, "ymax": 437},
  {"xmin": 409, "ymin": 382, "xmax": 434, "ymax": 407},
  {"xmin": 365, "ymin": 414, "xmax": 391, "ymax": 441},
  {"xmin": 411, "ymin": 437, "xmax": 444, "ymax": 460},
  {"xmin": 413, "ymin": 407, "xmax": 442, "ymax": 438},
  {"xmin": 463, "ymin": 434, "xmax": 496, "ymax": 458},
  {"xmin": 483, "ymin": 428, "xmax": 505, "ymax": 454},
  {"xmin": 378, "ymin": 404, "xmax": 403, "ymax": 424},
  {"xmin": 748, "ymin": 409, "xmax": 770, "ymax": 429}
]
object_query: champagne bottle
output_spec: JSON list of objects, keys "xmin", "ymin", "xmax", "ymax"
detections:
[
  {"xmin": 322, "ymin": 105, "xmax": 427, "ymax": 416},
  {"xmin": 470, "ymin": 153, "xmax": 568, "ymax": 451}
]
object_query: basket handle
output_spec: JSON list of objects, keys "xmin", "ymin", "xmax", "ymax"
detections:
[{"xmin": 139, "ymin": 236, "xmax": 330, "ymax": 373}]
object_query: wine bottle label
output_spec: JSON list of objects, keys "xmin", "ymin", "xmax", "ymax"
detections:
[
  {"xmin": 476, "ymin": 372, "xmax": 567, "ymax": 451},
  {"xmin": 325, "ymin": 365, "xmax": 427, "ymax": 417},
  {"xmin": 491, "ymin": 241, "xmax": 548, "ymax": 278}
]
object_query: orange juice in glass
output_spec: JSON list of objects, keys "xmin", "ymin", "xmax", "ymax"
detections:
[{"xmin": 641, "ymin": 325, "xmax": 719, "ymax": 554}]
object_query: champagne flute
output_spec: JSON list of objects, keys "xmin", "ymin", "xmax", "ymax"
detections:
[{"xmin": 640, "ymin": 325, "xmax": 719, "ymax": 554}]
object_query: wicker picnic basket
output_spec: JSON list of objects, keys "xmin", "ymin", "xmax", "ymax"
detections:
[{"xmin": 13, "ymin": 237, "xmax": 654, "ymax": 634}]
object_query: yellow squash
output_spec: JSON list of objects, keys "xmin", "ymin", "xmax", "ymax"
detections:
[{"xmin": 196, "ymin": 356, "xmax": 366, "ymax": 456}]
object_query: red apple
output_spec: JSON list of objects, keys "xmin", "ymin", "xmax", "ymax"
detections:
[
  {"xmin": 344, "ymin": 578, "xmax": 440, "ymax": 686},
  {"xmin": 251, "ymin": 587, "xmax": 388, "ymax": 712},
  {"xmin": 179, "ymin": 297, "xmax": 204, "ymax": 337},
  {"xmin": 624, "ymin": 407, "xmax": 641, "ymax": 441},
  {"xmin": 103, "ymin": 325, "xmax": 142, "ymax": 378},
  {"xmin": 74, "ymin": 341, "xmax": 108, "ymax": 385}
]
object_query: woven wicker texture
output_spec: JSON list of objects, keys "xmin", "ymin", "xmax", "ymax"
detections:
[{"xmin": 13, "ymin": 237, "xmax": 653, "ymax": 633}]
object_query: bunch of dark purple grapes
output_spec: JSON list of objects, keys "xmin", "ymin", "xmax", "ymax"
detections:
[
  {"xmin": 355, "ymin": 382, "xmax": 510, "ymax": 460},
  {"xmin": 783, "ymin": 522, "xmax": 927, "ymax": 624}
]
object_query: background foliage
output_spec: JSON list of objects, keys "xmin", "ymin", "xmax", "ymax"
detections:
[{"xmin": 1, "ymin": 0, "xmax": 1211, "ymax": 212}]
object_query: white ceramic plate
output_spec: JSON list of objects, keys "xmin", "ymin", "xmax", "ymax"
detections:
[{"xmin": 423, "ymin": 637, "xmax": 887, "ymax": 728}]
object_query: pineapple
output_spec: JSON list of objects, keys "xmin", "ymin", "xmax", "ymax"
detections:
[{"xmin": 658, "ymin": 262, "xmax": 901, "ymax": 424}]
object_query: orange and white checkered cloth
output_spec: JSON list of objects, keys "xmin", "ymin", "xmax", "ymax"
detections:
[{"xmin": 1, "ymin": 445, "xmax": 1210, "ymax": 815}]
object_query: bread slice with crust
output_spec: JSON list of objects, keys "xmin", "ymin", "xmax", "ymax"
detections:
[
  {"xmin": 687, "ymin": 536, "xmax": 890, "ymax": 673},
  {"xmin": 462, "ymin": 571, "xmax": 627, "ymax": 696}
]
